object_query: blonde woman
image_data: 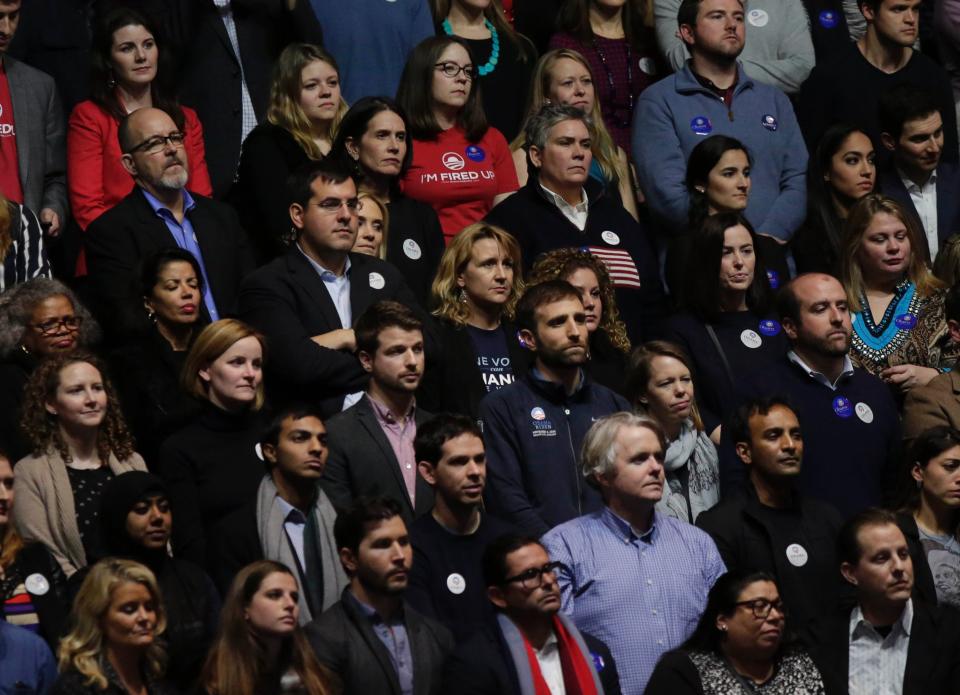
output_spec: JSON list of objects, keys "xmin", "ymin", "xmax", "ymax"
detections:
[
  {"xmin": 512, "ymin": 48, "xmax": 638, "ymax": 219},
  {"xmin": 418, "ymin": 223, "xmax": 527, "ymax": 419},
  {"xmin": 52, "ymin": 559, "xmax": 172, "ymax": 695},
  {"xmin": 231, "ymin": 44, "xmax": 349, "ymax": 259},
  {"xmin": 351, "ymin": 192, "xmax": 389, "ymax": 259},
  {"xmin": 840, "ymin": 194, "xmax": 957, "ymax": 391}
]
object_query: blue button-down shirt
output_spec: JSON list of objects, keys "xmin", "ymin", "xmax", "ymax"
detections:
[
  {"xmin": 140, "ymin": 188, "xmax": 220, "ymax": 321},
  {"xmin": 542, "ymin": 507, "xmax": 726, "ymax": 695},
  {"xmin": 347, "ymin": 591, "xmax": 414, "ymax": 695}
]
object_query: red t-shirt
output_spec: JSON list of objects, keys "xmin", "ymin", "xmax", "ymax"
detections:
[
  {"xmin": 0, "ymin": 60, "xmax": 24, "ymax": 204},
  {"xmin": 401, "ymin": 125, "xmax": 518, "ymax": 243}
]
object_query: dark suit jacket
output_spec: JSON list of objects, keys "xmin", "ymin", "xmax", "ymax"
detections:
[
  {"xmin": 802, "ymin": 600, "xmax": 960, "ymax": 694},
  {"xmin": 238, "ymin": 247, "xmax": 421, "ymax": 415},
  {"xmin": 322, "ymin": 396, "xmax": 434, "ymax": 523},
  {"xmin": 85, "ymin": 187, "xmax": 255, "ymax": 339},
  {"xmin": 878, "ymin": 161, "xmax": 960, "ymax": 255},
  {"xmin": 306, "ymin": 589, "xmax": 454, "ymax": 695},
  {"xmin": 441, "ymin": 622, "xmax": 622, "ymax": 695}
]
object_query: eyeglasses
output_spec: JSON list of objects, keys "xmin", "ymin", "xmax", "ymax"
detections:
[
  {"xmin": 127, "ymin": 132, "xmax": 186, "ymax": 155},
  {"xmin": 316, "ymin": 197, "xmax": 359, "ymax": 214},
  {"xmin": 734, "ymin": 598, "xmax": 787, "ymax": 620},
  {"xmin": 503, "ymin": 561, "xmax": 563, "ymax": 590},
  {"xmin": 435, "ymin": 62, "xmax": 477, "ymax": 80},
  {"xmin": 31, "ymin": 316, "xmax": 83, "ymax": 335}
]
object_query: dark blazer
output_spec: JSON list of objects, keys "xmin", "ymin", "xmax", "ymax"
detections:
[
  {"xmin": 238, "ymin": 247, "xmax": 421, "ymax": 415},
  {"xmin": 878, "ymin": 160, "xmax": 960, "ymax": 253},
  {"xmin": 802, "ymin": 601, "xmax": 960, "ymax": 694},
  {"xmin": 897, "ymin": 512, "xmax": 939, "ymax": 608},
  {"xmin": 85, "ymin": 187, "xmax": 255, "ymax": 339},
  {"xmin": 306, "ymin": 589, "xmax": 454, "ymax": 695},
  {"xmin": 441, "ymin": 623, "xmax": 622, "ymax": 695},
  {"xmin": 322, "ymin": 396, "xmax": 434, "ymax": 523}
]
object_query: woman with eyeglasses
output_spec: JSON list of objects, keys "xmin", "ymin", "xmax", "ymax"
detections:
[
  {"xmin": 14, "ymin": 352, "xmax": 146, "ymax": 577},
  {"xmin": 646, "ymin": 570, "xmax": 826, "ymax": 693},
  {"xmin": 397, "ymin": 36, "xmax": 519, "ymax": 243},
  {"xmin": 0, "ymin": 279, "xmax": 100, "ymax": 463},
  {"xmin": 68, "ymin": 7, "xmax": 211, "ymax": 274},
  {"xmin": 548, "ymin": 0, "xmax": 660, "ymax": 153}
]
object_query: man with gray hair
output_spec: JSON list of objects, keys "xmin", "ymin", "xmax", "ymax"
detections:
[
  {"xmin": 485, "ymin": 103, "xmax": 666, "ymax": 343},
  {"xmin": 542, "ymin": 412, "xmax": 726, "ymax": 695}
]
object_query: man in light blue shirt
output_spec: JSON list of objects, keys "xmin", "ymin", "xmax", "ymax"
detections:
[{"xmin": 542, "ymin": 412, "xmax": 726, "ymax": 695}]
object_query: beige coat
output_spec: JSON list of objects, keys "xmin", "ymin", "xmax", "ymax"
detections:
[
  {"xmin": 903, "ymin": 370, "xmax": 960, "ymax": 447},
  {"xmin": 13, "ymin": 449, "xmax": 146, "ymax": 576}
]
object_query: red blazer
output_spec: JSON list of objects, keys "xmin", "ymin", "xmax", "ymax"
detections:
[{"xmin": 67, "ymin": 99, "xmax": 213, "ymax": 273}]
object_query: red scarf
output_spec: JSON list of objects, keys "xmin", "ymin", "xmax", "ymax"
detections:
[{"xmin": 522, "ymin": 615, "xmax": 598, "ymax": 695}]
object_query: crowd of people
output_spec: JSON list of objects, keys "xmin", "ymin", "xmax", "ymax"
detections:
[{"xmin": 2, "ymin": 0, "xmax": 960, "ymax": 692}]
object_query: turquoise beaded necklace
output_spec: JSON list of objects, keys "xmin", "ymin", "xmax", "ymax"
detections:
[{"xmin": 442, "ymin": 18, "xmax": 500, "ymax": 76}]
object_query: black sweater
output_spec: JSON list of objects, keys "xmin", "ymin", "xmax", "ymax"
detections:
[{"xmin": 385, "ymin": 194, "xmax": 446, "ymax": 309}]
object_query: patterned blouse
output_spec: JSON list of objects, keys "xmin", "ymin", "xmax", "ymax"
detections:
[
  {"xmin": 850, "ymin": 281, "xmax": 958, "ymax": 377},
  {"xmin": 689, "ymin": 648, "xmax": 825, "ymax": 694}
]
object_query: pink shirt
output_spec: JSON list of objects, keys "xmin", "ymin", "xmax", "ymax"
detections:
[{"xmin": 368, "ymin": 395, "xmax": 419, "ymax": 505}]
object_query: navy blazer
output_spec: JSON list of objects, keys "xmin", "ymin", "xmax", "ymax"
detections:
[{"xmin": 878, "ymin": 161, "xmax": 960, "ymax": 254}]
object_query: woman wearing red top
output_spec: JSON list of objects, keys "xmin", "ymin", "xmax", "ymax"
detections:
[
  {"xmin": 398, "ymin": 36, "xmax": 518, "ymax": 243},
  {"xmin": 67, "ymin": 8, "xmax": 212, "ymax": 273}
]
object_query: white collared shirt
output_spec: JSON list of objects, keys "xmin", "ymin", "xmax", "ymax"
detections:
[
  {"xmin": 541, "ymin": 184, "xmax": 589, "ymax": 231},
  {"xmin": 787, "ymin": 350, "xmax": 855, "ymax": 391},
  {"xmin": 899, "ymin": 168, "xmax": 939, "ymax": 260},
  {"xmin": 534, "ymin": 632, "xmax": 566, "ymax": 695},
  {"xmin": 848, "ymin": 599, "xmax": 913, "ymax": 695}
]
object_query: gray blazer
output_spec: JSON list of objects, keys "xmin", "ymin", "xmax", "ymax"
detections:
[
  {"xmin": 322, "ymin": 396, "xmax": 434, "ymax": 523},
  {"xmin": 6, "ymin": 56, "xmax": 67, "ymax": 221},
  {"xmin": 306, "ymin": 589, "xmax": 454, "ymax": 695}
]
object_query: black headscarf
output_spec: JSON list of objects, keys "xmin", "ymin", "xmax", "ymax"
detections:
[{"xmin": 98, "ymin": 471, "xmax": 170, "ymax": 567}]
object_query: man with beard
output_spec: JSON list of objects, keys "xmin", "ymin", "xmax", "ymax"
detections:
[
  {"xmin": 720, "ymin": 273, "xmax": 901, "ymax": 517},
  {"xmin": 441, "ymin": 535, "xmax": 622, "ymax": 694},
  {"xmin": 86, "ymin": 107, "xmax": 254, "ymax": 341},
  {"xmin": 632, "ymin": 0, "xmax": 807, "ymax": 247},
  {"xmin": 479, "ymin": 280, "xmax": 630, "ymax": 537},
  {"xmin": 323, "ymin": 301, "xmax": 434, "ymax": 525},
  {"xmin": 697, "ymin": 396, "xmax": 846, "ymax": 630},
  {"xmin": 306, "ymin": 496, "xmax": 454, "ymax": 695}
]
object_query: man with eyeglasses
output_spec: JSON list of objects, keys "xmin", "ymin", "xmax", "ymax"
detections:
[
  {"xmin": 441, "ymin": 534, "xmax": 621, "ymax": 694},
  {"xmin": 86, "ymin": 107, "xmax": 254, "ymax": 341},
  {"xmin": 802, "ymin": 508, "xmax": 960, "ymax": 694},
  {"xmin": 239, "ymin": 159, "xmax": 421, "ymax": 417},
  {"xmin": 541, "ymin": 412, "xmax": 725, "ymax": 695}
]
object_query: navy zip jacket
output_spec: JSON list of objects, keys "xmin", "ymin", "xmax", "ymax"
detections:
[{"xmin": 479, "ymin": 370, "xmax": 630, "ymax": 538}]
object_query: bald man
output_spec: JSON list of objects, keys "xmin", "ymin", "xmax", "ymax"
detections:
[{"xmin": 86, "ymin": 107, "xmax": 254, "ymax": 340}]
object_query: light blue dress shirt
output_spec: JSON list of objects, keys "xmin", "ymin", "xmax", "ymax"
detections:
[{"xmin": 347, "ymin": 591, "xmax": 414, "ymax": 695}]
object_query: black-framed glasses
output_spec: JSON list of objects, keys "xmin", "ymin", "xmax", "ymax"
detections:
[
  {"xmin": 31, "ymin": 316, "xmax": 83, "ymax": 335},
  {"xmin": 435, "ymin": 62, "xmax": 477, "ymax": 80},
  {"xmin": 504, "ymin": 561, "xmax": 563, "ymax": 590},
  {"xmin": 127, "ymin": 132, "xmax": 186, "ymax": 155},
  {"xmin": 734, "ymin": 598, "xmax": 787, "ymax": 620}
]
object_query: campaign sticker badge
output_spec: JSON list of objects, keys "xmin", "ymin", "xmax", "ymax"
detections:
[
  {"xmin": 638, "ymin": 57, "xmax": 657, "ymax": 75},
  {"xmin": 767, "ymin": 270, "xmax": 780, "ymax": 289},
  {"xmin": 601, "ymin": 230, "xmax": 621, "ymax": 246},
  {"xmin": 761, "ymin": 114, "xmax": 778, "ymax": 131},
  {"xmin": 833, "ymin": 396, "xmax": 853, "ymax": 418},
  {"xmin": 855, "ymin": 402, "xmax": 874, "ymax": 424},
  {"xmin": 786, "ymin": 544, "xmax": 809, "ymax": 567},
  {"xmin": 758, "ymin": 319, "xmax": 781, "ymax": 336},
  {"xmin": 690, "ymin": 116, "xmax": 713, "ymax": 136},
  {"xmin": 25, "ymin": 573, "xmax": 50, "ymax": 596},
  {"xmin": 747, "ymin": 8, "xmax": 769, "ymax": 26},
  {"xmin": 819, "ymin": 10, "xmax": 838, "ymax": 28},
  {"xmin": 741, "ymin": 329, "xmax": 762, "ymax": 349},
  {"xmin": 369, "ymin": 272, "xmax": 386, "ymax": 290},
  {"xmin": 465, "ymin": 144, "xmax": 486, "ymax": 162},
  {"xmin": 895, "ymin": 313, "xmax": 917, "ymax": 330},
  {"xmin": 446, "ymin": 573, "xmax": 466, "ymax": 595},
  {"xmin": 402, "ymin": 238, "xmax": 422, "ymax": 260},
  {"xmin": 592, "ymin": 653, "xmax": 606, "ymax": 672},
  {"xmin": 531, "ymin": 407, "xmax": 546, "ymax": 421}
]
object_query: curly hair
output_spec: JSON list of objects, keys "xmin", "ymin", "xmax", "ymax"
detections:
[
  {"xmin": 0, "ymin": 278, "xmax": 100, "ymax": 357},
  {"xmin": 431, "ymin": 223, "xmax": 524, "ymax": 326},
  {"xmin": 529, "ymin": 248, "xmax": 630, "ymax": 353},
  {"xmin": 58, "ymin": 559, "xmax": 167, "ymax": 689},
  {"xmin": 267, "ymin": 43, "xmax": 348, "ymax": 160},
  {"xmin": 20, "ymin": 352, "xmax": 136, "ymax": 463}
]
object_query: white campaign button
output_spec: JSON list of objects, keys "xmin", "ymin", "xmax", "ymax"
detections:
[
  {"xmin": 638, "ymin": 57, "xmax": 657, "ymax": 75},
  {"xmin": 446, "ymin": 573, "xmax": 466, "ymax": 595},
  {"xmin": 402, "ymin": 239, "xmax": 422, "ymax": 260},
  {"xmin": 25, "ymin": 573, "xmax": 50, "ymax": 596},
  {"xmin": 855, "ymin": 402, "xmax": 874, "ymax": 424},
  {"xmin": 748, "ymin": 8, "xmax": 769, "ymax": 26},
  {"xmin": 601, "ymin": 230, "xmax": 620, "ymax": 246},
  {"xmin": 740, "ymin": 329, "xmax": 762, "ymax": 349},
  {"xmin": 254, "ymin": 443, "xmax": 264, "ymax": 461},
  {"xmin": 369, "ymin": 272, "xmax": 385, "ymax": 290},
  {"xmin": 785, "ymin": 544, "xmax": 808, "ymax": 567}
]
